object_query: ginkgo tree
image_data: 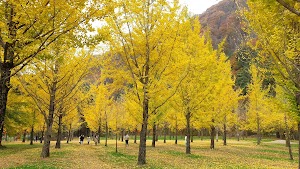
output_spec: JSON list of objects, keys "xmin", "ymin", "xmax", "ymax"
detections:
[
  {"xmin": 104, "ymin": 0, "xmax": 196, "ymax": 164},
  {"xmin": 0, "ymin": 0, "xmax": 113, "ymax": 146},
  {"xmin": 243, "ymin": 0, "xmax": 300, "ymax": 138},
  {"xmin": 18, "ymin": 44, "xmax": 94, "ymax": 157}
]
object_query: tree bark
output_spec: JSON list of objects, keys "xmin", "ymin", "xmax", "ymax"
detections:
[
  {"xmin": 216, "ymin": 127, "xmax": 219, "ymax": 142},
  {"xmin": 30, "ymin": 126, "xmax": 34, "ymax": 145},
  {"xmin": 55, "ymin": 114, "xmax": 63, "ymax": 149},
  {"xmin": 115, "ymin": 132, "xmax": 118, "ymax": 153},
  {"xmin": 257, "ymin": 115, "xmax": 261, "ymax": 145},
  {"xmin": 40, "ymin": 124, "xmax": 45, "ymax": 143},
  {"xmin": 295, "ymin": 93, "xmax": 300, "ymax": 168},
  {"xmin": 152, "ymin": 122, "xmax": 156, "ymax": 147},
  {"xmin": 121, "ymin": 129, "xmax": 124, "ymax": 142},
  {"xmin": 175, "ymin": 120, "xmax": 178, "ymax": 144},
  {"xmin": 163, "ymin": 124, "xmax": 166, "ymax": 143},
  {"xmin": 284, "ymin": 112, "xmax": 293, "ymax": 160},
  {"xmin": 105, "ymin": 119, "xmax": 108, "ymax": 146},
  {"xmin": 210, "ymin": 119, "xmax": 215, "ymax": 149},
  {"xmin": 98, "ymin": 124, "xmax": 101, "ymax": 144},
  {"xmin": 185, "ymin": 109, "xmax": 191, "ymax": 154},
  {"xmin": 0, "ymin": 4, "xmax": 15, "ymax": 147},
  {"xmin": 201, "ymin": 128, "xmax": 204, "ymax": 141},
  {"xmin": 223, "ymin": 123, "xmax": 227, "ymax": 146},
  {"xmin": 22, "ymin": 130, "xmax": 26, "ymax": 142},
  {"xmin": 67, "ymin": 124, "xmax": 71, "ymax": 143},
  {"xmin": 41, "ymin": 66, "xmax": 58, "ymax": 158},
  {"xmin": 137, "ymin": 88, "xmax": 149, "ymax": 165},
  {"xmin": 134, "ymin": 128, "xmax": 137, "ymax": 144}
]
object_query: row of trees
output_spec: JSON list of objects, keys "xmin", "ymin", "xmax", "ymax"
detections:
[{"xmin": 1, "ymin": 0, "xmax": 299, "ymax": 167}]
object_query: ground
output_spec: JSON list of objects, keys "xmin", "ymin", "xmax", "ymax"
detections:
[{"xmin": 0, "ymin": 138, "xmax": 298, "ymax": 168}]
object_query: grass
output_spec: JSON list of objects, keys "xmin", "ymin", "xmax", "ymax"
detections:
[{"xmin": 0, "ymin": 138, "xmax": 298, "ymax": 169}]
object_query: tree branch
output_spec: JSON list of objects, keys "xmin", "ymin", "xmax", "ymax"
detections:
[{"xmin": 276, "ymin": 0, "xmax": 300, "ymax": 16}]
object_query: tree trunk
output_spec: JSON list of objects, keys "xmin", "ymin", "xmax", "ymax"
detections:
[
  {"xmin": 185, "ymin": 109, "xmax": 191, "ymax": 154},
  {"xmin": 257, "ymin": 115, "xmax": 261, "ymax": 145},
  {"xmin": 210, "ymin": 119, "xmax": 215, "ymax": 149},
  {"xmin": 223, "ymin": 123, "xmax": 227, "ymax": 146},
  {"xmin": 169, "ymin": 128, "xmax": 172, "ymax": 140},
  {"xmin": 236, "ymin": 125, "xmax": 240, "ymax": 141},
  {"xmin": 55, "ymin": 114, "xmax": 63, "ymax": 149},
  {"xmin": 0, "ymin": 23, "xmax": 14, "ymax": 147},
  {"xmin": 155, "ymin": 124, "xmax": 159, "ymax": 141},
  {"xmin": 164, "ymin": 125, "xmax": 166, "ymax": 143},
  {"xmin": 284, "ymin": 112, "xmax": 293, "ymax": 160},
  {"xmin": 40, "ymin": 123, "xmax": 45, "ymax": 143},
  {"xmin": 98, "ymin": 124, "xmax": 101, "ymax": 144},
  {"xmin": 67, "ymin": 124, "xmax": 71, "ymax": 143},
  {"xmin": 152, "ymin": 122, "xmax": 156, "ymax": 147},
  {"xmin": 30, "ymin": 126, "xmax": 34, "ymax": 145},
  {"xmin": 134, "ymin": 128, "xmax": 137, "ymax": 144},
  {"xmin": 295, "ymin": 92, "xmax": 300, "ymax": 168},
  {"xmin": 41, "ymin": 71, "xmax": 57, "ymax": 158},
  {"xmin": 115, "ymin": 132, "xmax": 118, "ymax": 153},
  {"xmin": 105, "ymin": 119, "xmax": 108, "ymax": 146},
  {"xmin": 216, "ymin": 127, "xmax": 219, "ymax": 142},
  {"xmin": 175, "ymin": 120, "xmax": 178, "ymax": 144},
  {"xmin": 137, "ymin": 88, "xmax": 149, "ymax": 165},
  {"xmin": 201, "ymin": 128, "xmax": 204, "ymax": 141},
  {"xmin": 22, "ymin": 130, "xmax": 26, "ymax": 142},
  {"xmin": 121, "ymin": 129, "xmax": 124, "ymax": 142}
]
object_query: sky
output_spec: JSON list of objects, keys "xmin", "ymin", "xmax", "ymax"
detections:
[{"xmin": 180, "ymin": 0, "xmax": 222, "ymax": 14}]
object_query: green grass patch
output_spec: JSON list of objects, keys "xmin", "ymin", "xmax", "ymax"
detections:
[
  {"xmin": 11, "ymin": 164, "xmax": 58, "ymax": 169},
  {"xmin": 108, "ymin": 151, "xmax": 136, "ymax": 161}
]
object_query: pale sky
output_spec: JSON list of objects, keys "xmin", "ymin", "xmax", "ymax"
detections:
[{"xmin": 180, "ymin": 0, "xmax": 222, "ymax": 14}]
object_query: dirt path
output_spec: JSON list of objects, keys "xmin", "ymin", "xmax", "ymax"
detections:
[{"xmin": 268, "ymin": 140, "xmax": 297, "ymax": 144}]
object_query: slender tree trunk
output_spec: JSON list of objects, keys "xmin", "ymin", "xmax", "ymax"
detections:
[
  {"xmin": 98, "ymin": 124, "xmax": 101, "ymax": 144},
  {"xmin": 30, "ymin": 126, "xmax": 34, "ymax": 145},
  {"xmin": 292, "ymin": 92, "xmax": 300, "ymax": 169},
  {"xmin": 185, "ymin": 109, "xmax": 191, "ymax": 154},
  {"xmin": 175, "ymin": 119, "xmax": 178, "ymax": 144},
  {"xmin": 284, "ymin": 112, "xmax": 293, "ymax": 160},
  {"xmin": 67, "ymin": 124, "xmax": 72, "ymax": 143},
  {"xmin": 105, "ymin": 119, "xmax": 108, "ymax": 147},
  {"xmin": 40, "ymin": 124, "xmax": 45, "ymax": 143},
  {"xmin": 298, "ymin": 123, "xmax": 300, "ymax": 169},
  {"xmin": 134, "ymin": 128, "xmax": 137, "ymax": 144},
  {"xmin": 41, "ymin": 72, "xmax": 57, "ymax": 158},
  {"xmin": 201, "ymin": 128, "xmax": 204, "ymax": 141},
  {"xmin": 137, "ymin": 87, "xmax": 149, "ymax": 165},
  {"xmin": 236, "ymin": 125, "xmax": 240, "ymax": 141},
  {"xmin": 55, "ymin": 114, "xmax": 63, "ymax": 149},
  {"xmin": 257, "ymin": 115, "xmax": 261, "ymax": 145},
  {"xmin": 223, "ymin": 123, "xmax": 227, "ymax": 146},
  {"xmin": 164, "ymin": 124, "xmax": 166, "ymax": 143},
  {"xmin": 152, "ymin": 122, "xmax": 156, "ymax": 147},
  {"xmin": 210, "ymin": 119, "xmax": 215, "ymax": 149},
  {"xmin": 121, "ymin": 129, "xmax": 124, "ymax": 142},
  {"xmin": 169, "ymin": 128, "xmax": 172, "ymax": 140},
  {"xmin": 216, "ymin": 127, "xmax": 219, "ymax": 142},
  {"xmin": 115, "ymin": 132, "xmax": 118, "ymax": 153},
  {"xmin": 22, "ymin": 130, "xmax": 26, "ymax": 142},
  {"xmin": 155, "ymin": 129, "xmax": 158, "ymax": 142}
]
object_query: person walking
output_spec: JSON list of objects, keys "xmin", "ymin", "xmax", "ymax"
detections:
[
  {"xmin": 124, "ymin": 134, "xmax": 129, "ymax": 146},
  {"xmin": 80, "ymin": 135, "xmax": 84, "ymax": 144},
  {"xmin": 87, "ymin": 136, "xmax": 91, "ymax": 145}
]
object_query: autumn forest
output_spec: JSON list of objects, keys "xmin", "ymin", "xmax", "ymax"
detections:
[{"xmin": 0, "ymin": 0, "xmax": 299, "ymax": 168}]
